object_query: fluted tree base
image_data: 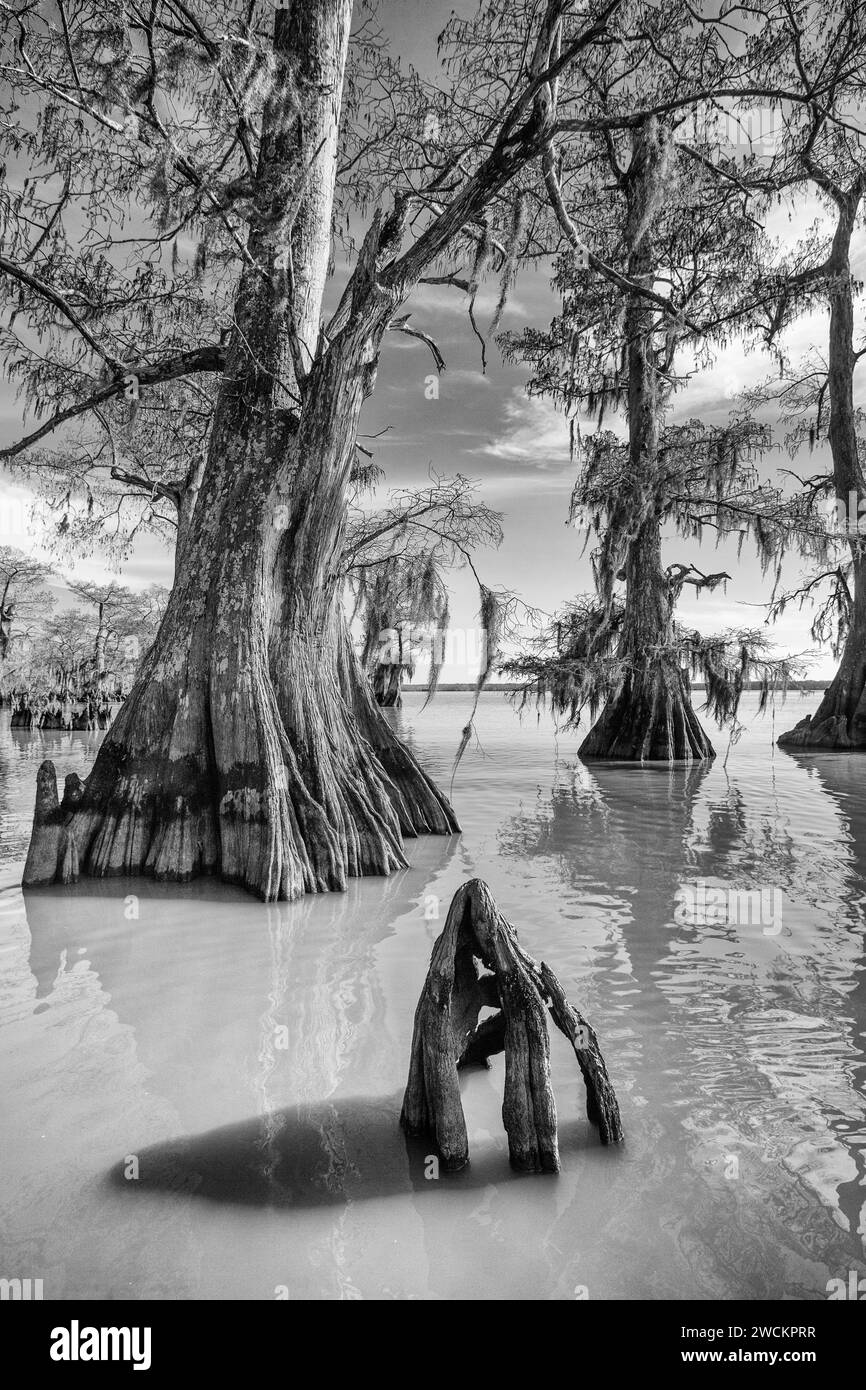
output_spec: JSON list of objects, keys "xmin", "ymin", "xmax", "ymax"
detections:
[
  {"xmin": 779, "ymin": 659, "xmax": 866, "ymax": 750},
  {"xmin": 23, "ymin": 625, "xmax": 457, "ymax": 902},
  {"xmin": 580, "ymin": 664, "xmax": 715, "ymax": 762}
]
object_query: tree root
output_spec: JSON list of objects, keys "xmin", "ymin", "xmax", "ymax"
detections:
[{"xmin": 400, "ymin": 878, "xmax": 624, "ymax": 1172}]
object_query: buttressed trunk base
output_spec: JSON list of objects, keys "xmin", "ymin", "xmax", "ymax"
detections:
[
  {"xmin": 580, "ymin": 659, "xmax": 714, "ymax": 762},
  {"xmin": 23, "ymin": 622, "xmax": 457, "ymax": 901},
  {"xmin": 23, "ymin": 470, "xmax": 458, "ymax": 902}
]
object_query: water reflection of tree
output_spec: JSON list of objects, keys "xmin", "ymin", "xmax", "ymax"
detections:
[
  {"xmin": 693, "ymin": 756, "xmax": 866, "ymax": 1254},
  {"xmin": 496, "ymin": 757, "xmax": 866, "ymax": 1295},
  {"xmin": 779, "ymin": 750, "xmax": 866, "ymax": 1247}
]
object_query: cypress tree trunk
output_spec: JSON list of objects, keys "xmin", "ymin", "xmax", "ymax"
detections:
[
  {"xmin": 23, "ymin": 0, "xmax": 458, "ymax": 900},
  {"xmin": 371, "ymin": 663, "xmax": 403, "ymax": 707},
  {"xmin": 21, "ymin": 0, "xmax": 551, "ymax": 898},
  {"xmin": 780, "ymin": 558, "xmax": 866, "ymax": 749},
  {"xmin": 365, "ymin": 623, "xmax": 406, "ymax": 707},
  {"xmin": 24, "ymin": 287, "xmax": 457, "ymax": 897},
  {"xmin": 580, "ymin": 120, "xmax": 713, "ymax": 763},
  {"xmin": 0, "ymin": 585, "xmax": 11, "ymax": 662},
  {"xmin": 94, "ymin": 600, "xmax": 107, "ymax": 688},
  {"xmin": 10, "ymin": 696, "xmax": 32, "ymax": 728},
  {"xmin": 580, "ymin": 518, "xmax": 714, "ymax": 760},
  {"xmin": 779, "ymin": 192, "xmax": 866, "ymax": 749}
]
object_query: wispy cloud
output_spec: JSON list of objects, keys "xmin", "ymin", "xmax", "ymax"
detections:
[
  {"xmin": 405, "ymin": 281, "xmax": 534, "ymax": 324},
  {"xmin": 472, "ymin": 390, "xmax": 574, "ymax": 470}
]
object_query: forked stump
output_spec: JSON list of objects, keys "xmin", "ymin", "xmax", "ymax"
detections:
[
  {"xmin": 400, "ymin": 878, "xmax": 623, "ymax": 1172},
  {"xmin": 23, "ymin": 761, "xmax": 84, "ymax": 887}
]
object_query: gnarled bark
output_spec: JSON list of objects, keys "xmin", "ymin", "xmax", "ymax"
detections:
[{"xmin": 400, "ymin": 878, "xmax": 624, "ymax": 1172}]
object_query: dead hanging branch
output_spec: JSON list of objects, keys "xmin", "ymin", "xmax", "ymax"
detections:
[
  {"xmin": 450, "ymin": 582, "xmax": 509, "ymax": 792},
  {"xmin": 387, "ymin": 314, "xmax": 446, "ymax": 371},
  {"xmin": 400, "ymin": 878, "xmax": 624, "ymax": 1172}
]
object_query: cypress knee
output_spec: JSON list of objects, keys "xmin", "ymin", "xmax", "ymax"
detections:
[{"xmin": 401, "ymin": 878, "xmax": 624, "ymax": 1172}]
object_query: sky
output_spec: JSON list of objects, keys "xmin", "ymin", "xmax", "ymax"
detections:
[{"xmin": 1, "ymin": 0, "xmax": 863, "ymax": 682}]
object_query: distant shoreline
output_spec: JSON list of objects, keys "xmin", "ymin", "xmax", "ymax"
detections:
[{"xmin": 404, "ymin": 681, "xmax": 831, "ymax": 693}]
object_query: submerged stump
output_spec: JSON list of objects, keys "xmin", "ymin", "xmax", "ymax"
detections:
[
  {"xmin": 400, "ymin": 878, "xmax": 623, "ymax": 1172},
  {"xmin": 371, "ymin": 661, "xmax": 403, "ymax": 708},
  {"xmin": 23, "ymin": 762, "xmax": 85, "ymax": 887}
]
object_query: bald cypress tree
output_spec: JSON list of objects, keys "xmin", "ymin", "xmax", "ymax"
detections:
[
  {"xmin": 2, "ymin": 0, "xmax": 658, "ymax": 897},
  {"xmin": 504, "ymin": 101, "xmax": 816, "ymax": 759}
]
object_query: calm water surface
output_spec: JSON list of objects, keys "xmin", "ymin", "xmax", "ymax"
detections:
[{"xmin": 1, "ymin": 690, "xmax": 865, "ymax": 1300}]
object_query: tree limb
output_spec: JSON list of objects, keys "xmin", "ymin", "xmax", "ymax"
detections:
[{"xmin": 0, "ymin": 344, "xmax": 225, "ymax": 459}]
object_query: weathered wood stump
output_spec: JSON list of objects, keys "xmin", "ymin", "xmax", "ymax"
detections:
[
  {"xmin": 400, "ymin": 878, "xmax": 623, "ymax": 1172},
  {"xmin": 23, "ymin": 761, "xmax": 85, "ymax": 886}
]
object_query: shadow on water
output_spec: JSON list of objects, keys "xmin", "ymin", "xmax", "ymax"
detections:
[{"xmin": 100, "ymin": 1091, "xmax": 599, "ymax": 1210}]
